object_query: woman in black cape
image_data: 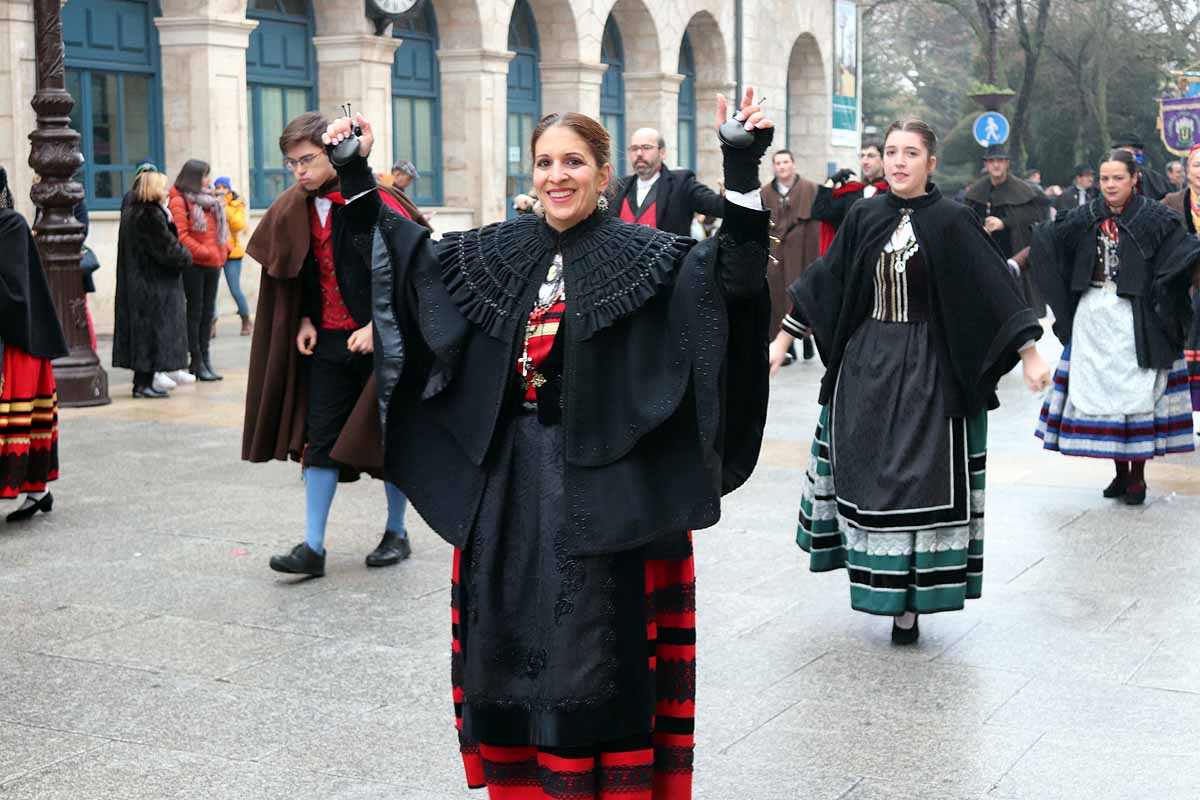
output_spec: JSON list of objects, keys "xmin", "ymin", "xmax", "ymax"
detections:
[
  {"xmin": 322, "ymin": 89, "xmax": 774, "ymax": 799},
  {"xmin": 769, "ymin": 119, "xmax": 1050, "ymax": 644}
]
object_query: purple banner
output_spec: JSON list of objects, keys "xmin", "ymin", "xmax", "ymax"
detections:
[{"xmin": 1160, "ymin": 96, "xmax": 1200, "ymax": 155}]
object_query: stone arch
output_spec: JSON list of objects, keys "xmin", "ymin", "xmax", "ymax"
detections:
[
  {"xmin": 787, "ymin": 33, "xmax": 829, "ymax": 180},
  {"xmin": 428, "ymin": 0, "xmax": 484, "ymax": 50},
  {"xmin": 606, "ymin": 0, "xmax": 660, "ymax": 73},
  {"xmin": 524, "ymin": 0, "xmax": 580, "ymax": 62},
  {"xmin": 681, "ymin": 10, "xmax": 729, "ymax": 185}
]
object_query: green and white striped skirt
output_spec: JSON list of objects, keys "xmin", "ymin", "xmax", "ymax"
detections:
[{"xmin": 796, "ymin": 405, "xmax": 988, "ymax": 616}]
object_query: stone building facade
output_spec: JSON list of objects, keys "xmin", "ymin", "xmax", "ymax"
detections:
[{"xmin": 0, "ymin": 0, "xmax": 859, "ymax": 332}]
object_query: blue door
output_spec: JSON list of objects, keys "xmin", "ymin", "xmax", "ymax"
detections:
[
  {"xmin": 506, "ymin": 0, "xmax": 540, "ymax": 218},
  {"xmin": 600, "ymin": 17, "xmax": 625, "ymax": 165}
]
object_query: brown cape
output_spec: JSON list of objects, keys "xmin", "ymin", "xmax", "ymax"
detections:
[
  {"xmin": 761, "ymin": 177, "xmax": 821, "ymax": 336},
  {"xmin": 240, "ymin": 179, "xmax": 408, "ymax": 479}
]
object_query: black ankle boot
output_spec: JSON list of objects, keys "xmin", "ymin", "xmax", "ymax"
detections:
[
  {"xmin": 1102, "ymin": 476, "xmax": 1127, "ymax": 498},
  {"xmin": 891, "ymin": 614, "xmax": 920, "ymax": 644},
  {"xmin": 269, "ymin": 543, "xmax": 325, "ymax": 577},
  {"xmin": 190, "ymin": 357, "xmax": 220, "ymax": 382},
  {"xmin": 202, "ymin": 354, "xmax": 223, "ymax": 381}
]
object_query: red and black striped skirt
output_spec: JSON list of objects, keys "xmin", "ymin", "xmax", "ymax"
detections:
[
  {"xmin": 452, "ymin": 549, "xmax": 697, "ymax": 799},
  {"xmin": 0, "ymin": 344, "xmax": 59, "ymax": 498}
]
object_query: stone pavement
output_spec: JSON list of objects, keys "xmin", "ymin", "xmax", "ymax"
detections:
[{"xmin": 1, "ymin": 327, "xmax": 1198, "ymax": 799}]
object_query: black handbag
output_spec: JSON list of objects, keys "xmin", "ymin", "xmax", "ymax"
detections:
[{"xmin": 79, "ymin": 246, "xmax": 100, "ymax": 293}]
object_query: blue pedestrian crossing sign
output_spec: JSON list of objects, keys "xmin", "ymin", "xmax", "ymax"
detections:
[{"xmin": 973, "ymin": 112, "xmax": 1010, "ymax": 146}]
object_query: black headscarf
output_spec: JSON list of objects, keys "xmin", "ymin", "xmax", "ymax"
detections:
[{"xmin": 0, "ymin": 208, "xmax": 69, "ymax": 359}]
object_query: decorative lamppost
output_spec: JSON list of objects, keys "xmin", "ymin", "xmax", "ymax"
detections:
[{"xmin": 29, "ymin": 0, "xmax": 110, "ymax": 407}]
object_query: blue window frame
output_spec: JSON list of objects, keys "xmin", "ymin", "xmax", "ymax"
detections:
[
  {"xmin": 63, "ymin": 0, "xmax": 164, "ymax": 210},
  {"xmin": 507, "ymin": 0, "xmax": 540, "ymax": 218},
  {"xmin": 392, "ymin": 4, "xmax": 442, "ymax": 207},
  {"xmin": 246, "ymin": 0, "xmax": 317, "ymax": 208},
  {"xmin": 600, "ymin": 17, "xmax": 625, "ymax": 164},
  {"xmin": 677, "ymin": 33, "xmax": 697, "ymax": 173}
]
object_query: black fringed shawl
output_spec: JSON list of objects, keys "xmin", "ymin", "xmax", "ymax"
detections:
[{"xmin": 341, "ymin": 153, "xmax": 771, "ymax": 555}]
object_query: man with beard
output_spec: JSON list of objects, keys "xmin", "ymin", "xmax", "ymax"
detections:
[
  {"xmin": 242, "ymin": 111, "xmax": 415, "ymax": 577},
  {"xmin": 1112, "ymin": 133, "xmax": 1172, "ymax": 200},
  {"xmin": 761, "ymin": 149, "xmax": 820, "ymax": 361},
  {"xmin": 812, "ymin": 140, "xmax": 889, "ymax": 254},
  {"xmin": 608, "ymin": 127, "xmax": 724, "ymax": 235},
  {"xmin": 964, "ymin": 145, "xmax": 1049, "ymax": 315}
]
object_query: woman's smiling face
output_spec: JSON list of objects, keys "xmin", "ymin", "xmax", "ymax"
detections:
[{"xmin": 532, "ymin": 126, "xmax": 611, "ymax": 232}]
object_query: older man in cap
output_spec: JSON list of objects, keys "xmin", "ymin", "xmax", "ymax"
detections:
[
  {"xmin": 964, "ymin": 144, "xmax": 1049, "ymax": 314},
  {"xmin": 388, "ymin": 160, "xmax": 433, "ymax": 230},
  {"xmin": 1112, "ymin": 133, "xmax": 1172, "ymax": 200}
]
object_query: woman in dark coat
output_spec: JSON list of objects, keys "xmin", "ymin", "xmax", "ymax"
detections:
[
  {"xmin": 322, "ymin": 89, "xmax": 773, "ymax": 799},
  {"xmin": 769, "ymin": 119, "xmax": 1050, "ymax": 644},
  {"xmin": 1162, "ymin": 143, "xmax": 1200, "ymax": 413},
  {"xmin": 113, "ymin": 169, "xmax": 192, "ymax": 398},
  {"xmin": 1032, "ymin": 149, "xmax": 1200, "ymax": 503}
]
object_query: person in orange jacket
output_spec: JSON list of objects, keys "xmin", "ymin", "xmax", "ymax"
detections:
[
  {"xmin": 214, "ymin": 177, "xmax": 252, "ymax": 336},
  {"xmin": 169, "ymin": 159, "xmax": 229, "ymax": 381}
]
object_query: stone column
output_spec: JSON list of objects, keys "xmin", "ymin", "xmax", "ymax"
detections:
[
  {"xmin": 311, "ymin": 35, "xmax": 402, "ymax": 176},
  {"xmin": 622, "ymin": 72, "xmax": 683, "ymax": 146},
  {"xmin": 0, "ymin": 1, "xmax": 38, "ymax": 221},
  {"xmin": 539, "ymin": 60, "xmax": 606, "ymax": 119},
  {"xmin": 695, "ymin": 78, "xmax": 736, "ymax": 188},
  {"xmin": 438, "ymin": 48, "xmax": 514, "ymax": 225},
  {"xmin": 154, "ymin": 13, "xmax": 257, "ymax": 191}
]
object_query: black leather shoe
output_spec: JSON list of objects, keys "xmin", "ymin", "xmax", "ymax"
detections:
[
  {"xmin": 133, "ymin": 385, "xmax": 170, "ymax": 398},
  {"xmin": 366, "ymin": 530, "xmax": 411, "ymax": 567},
  {"xmin": 190, "ymin": 360, "xmax": 221, "ymax": 382},
  {"xmin": 6, "ymin": 492, "xmax": 53, "ymax": 523},
  {"xmin": 891, "ymin": 616, "xmax": 920, "ymax": 645},
  {"xmin": 269, "ymin": 543, "xmax": 325, "ymax": 577},
  {"xmin": 203, "ymin": 356, "xmax": 224, "ymax": 381},
  {"xmin": 1122, "ymin": 482, "xmax": 1147, "ymax": 506},
  {"xmin": 1102, "ymin": 476, "xmax": 1127, "ymax": 498}
]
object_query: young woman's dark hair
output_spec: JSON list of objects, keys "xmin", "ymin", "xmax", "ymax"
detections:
[
  {"xmin": 174, "ymin": 159, "xmax": 209, "ymax": 194},
  {"xmin": 530, "ymin": 112, "xmax": 611, "ymax": 169},
  {"xmin": 1102, "ymin": 148, "xmax": 1139, "ymax": 176},
  {"xmin": 883, "ymin": 119, "xmax": 938, "ymax": 157}
]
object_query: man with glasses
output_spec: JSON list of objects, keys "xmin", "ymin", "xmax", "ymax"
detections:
[
  {"xmin": 243, "ymin": 111, "xmax": 417, "ymax": 578},
  {"xmin": 608, "ymin": 127, "xmax": 724, "ymax": 236}
]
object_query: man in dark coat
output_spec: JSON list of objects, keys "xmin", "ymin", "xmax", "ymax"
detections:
[
  {"xmin": 964, "ymin": 145, "xmax": 1050, "ymax": 315},
  {"xmin": 1055, "ymin": 164, "xmax": 1097, "ymax": 214},
  {"xmin": 812, "ymin": 140, "xmax": 888, "ymax": 254},
  {"xmin": 608, "ymin": 127, "xmax": 724, "ymax": 235},
  {"xmin": 243, "ymin": 111, "xmax": 414, "ymax": 578},
  {"xmin": 761, "ymin": 148, "xmax": 820, "ymax": 358},
  {"xmin": 1113, "ymin": 133, "xmax": 1172, "ymax": 200}
]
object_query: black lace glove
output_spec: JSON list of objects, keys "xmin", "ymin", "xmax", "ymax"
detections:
[{"xmin": 721, "ymin": 125, "xmax": 774, "ymax": 193}]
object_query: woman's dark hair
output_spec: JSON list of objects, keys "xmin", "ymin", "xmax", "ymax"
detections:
[
  {"xmin": 530, "ymin": 112, "xmax": 611, "ymax": 170},
  {"xmin": 883, "ymin": 119, "xmax": 938, "ymax": 157},
  {"xmin": 174, "ymin": 159, "xmax": 209, "ymax": 193},
  {"xmin": 1102, "ymin": 148, "xmax": 1139, "ymax": 176}
]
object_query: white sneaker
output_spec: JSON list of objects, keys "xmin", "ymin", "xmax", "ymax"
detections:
[
  {"xmin": 152, "ymin": 372, "xmax": 177, "ymax": 391},
  {"xmin": 167, "ymin": 369, "xmax": 196, "ymax": 385}
]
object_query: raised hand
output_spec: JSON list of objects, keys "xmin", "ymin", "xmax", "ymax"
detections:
[
  {"xmin": 322, "ymin": 113, "xmax": 375, "ymax": 159},
  {"xmin": 715, "ymin": 85, "xmax": 774, "ymax": 133}
]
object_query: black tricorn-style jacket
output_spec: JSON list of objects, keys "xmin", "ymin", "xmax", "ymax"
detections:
[
  {"xmin": 333, "ymin": 155, "xmax": 771, "ymax": 557},
  {"xmin": 1031, "ymin": 194, "xmax": 1200, "ymax": 369}
]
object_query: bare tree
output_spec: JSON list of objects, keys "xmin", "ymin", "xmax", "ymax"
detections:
[{"xmin": 1009, "ymin": 0, "xmax": 1053, "ymax": 167}]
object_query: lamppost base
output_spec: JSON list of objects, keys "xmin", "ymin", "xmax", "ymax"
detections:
[{"xmin": 53, "ymin": 351, "xmax": 111, "ymax": 407}]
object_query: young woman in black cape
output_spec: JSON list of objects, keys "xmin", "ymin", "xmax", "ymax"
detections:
[
  {"xmin": 768, "ymin": 119, "xmax": 1051, "ymax": 644},
  {"xmin": 322, "ymin": 89, "xmax": 773, "ymax": 798}
]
